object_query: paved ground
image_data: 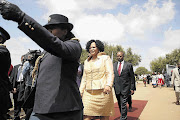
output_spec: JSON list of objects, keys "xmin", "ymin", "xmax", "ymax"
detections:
[
  {"xmin": 8, "ymin": 81, "xmax": 180, "ymax": 120},
  {"xmin": 132, "ymin": 81, "xmax": 180, "ymax": 120}
]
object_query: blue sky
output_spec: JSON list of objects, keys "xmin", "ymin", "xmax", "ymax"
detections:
[{"xmin": 1, "ymin": 0, "xmax": 180, "ymax": 71}]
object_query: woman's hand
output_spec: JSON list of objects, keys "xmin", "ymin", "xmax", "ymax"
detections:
[
  {"xmin": 80, "ymin": 93, "xmax": 83, "ymax": 98},
  {"xmin": 103, "ymin": 85, "xmax": 111, "ymax": 94}
]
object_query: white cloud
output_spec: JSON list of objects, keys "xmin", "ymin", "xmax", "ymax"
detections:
[
  {"xmin": 77, "ymin": 0, "xmax": 129, "ymax": 10},
  {"xmin": 163, "ymin": 28, "xmax": 180, "ymax": 51},
  {"xmin": 74, "ymin": 14, "xmax": 125, "ymax": 44},
  {"xmin": 5, "ymin": 37, "xmax": 42, "ymax": 66},
  {"xmin": 148, "ymin": 46, "xmax": 167, "ymax": 58},
  {"xmin": 37, "ymin": 0, "xmax": 83, "ymax": 21},
  {"xmin": 37, "ymin": 0, "xmax": 175, "ymax": 44},
  {"xmin": 117, "ymin": 0, "xmax": 175, "ymax": 38},
  {"xmin": 5, "ymin": 38, "xmax": 28, "ymax": 66},
  {"xmin": 136, "ymin": 46, "xmax": 168, "ymax": 71}
]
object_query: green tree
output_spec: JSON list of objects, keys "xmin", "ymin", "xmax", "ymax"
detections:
[
  {"xmin": 80, "ymin": 49, "xmax": 88, "ymax": 64},
  {"xmin": 150, "ymin": 48, "xmax": 180, "ymax": 73},
  {"xmin": 150, "ymin": 57, "xmax": 167, "ymax": 73},
  {"xmin": 166, "ymin": 49, "xmax": 180, "ymax": 65},
  {"xmin": 104, "ymin": 43, "xmax": 124, "ymax": 63},
  {"xmin": 124, "ymin": 48, "xmax": 141, "ymax": 66},
  {"xmin": 135, "ymin": 67, "xmax": 149, "ymax": 75}
]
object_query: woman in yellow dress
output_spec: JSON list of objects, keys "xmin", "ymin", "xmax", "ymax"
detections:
[{"xmin": 80, "ymin": 40, "xmax": 114, "ymax": 120}]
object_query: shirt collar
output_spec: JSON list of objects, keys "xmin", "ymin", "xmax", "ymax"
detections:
[{"xmin": 118, "ymin": 60, "xmax": 124, "ymax": 64}]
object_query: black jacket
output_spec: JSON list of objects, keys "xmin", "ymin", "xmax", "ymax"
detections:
[
  {"xmin": 9, "ymin": 64, "xmax": 21, "ymax": 88},
  {"xmin": 18, "ymin": 14, "xmax": 83, "ymax": 114},
  {"xmin": 0, "ymin": 45, "xmax": 11, "ymax": 114},
  {"xmin": 113, "ymin": 61, "xmax": 136, "ymax": 95}
]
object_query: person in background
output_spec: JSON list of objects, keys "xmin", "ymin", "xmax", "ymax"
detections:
[
  {"xmin": 171, "ymin": 61, "xmax": 180, "ymax": 105},
  {"xmin": 113, "ymin": 51, "xmax": 136, "ymax": 120},
  {"xmin": 147, "ymin": 74, "xmax": 151, "ymax": 84},
  {"xmin": 0, "ymin": 26, "xmax": 12, "ymax": 120},
  {"xmin": 135, "ymin": 74, "xmax": 138, "ymax": 84},
  {"xmin": 76, "ymin": 59, "xmax": 84, "ymax": 87},
  {"xmin": 0, "ymin": 2, "xmax": 83, "ymax": 120},
  {"xmin": 80, "ymin": 40, "xmax": 114, "ymax": 120},
  {"xmin": 151, "ymin": 73, "xmax": 157, "ymax": 88},
  {"xmin": 143, "ymin": 74, "xmax": 147, "ymax": 87},
  {"xmin": 9, "ymin": 55, "xmax": 25, "ymax": 120},
  {"xmin": 22, "ymin": 50, "xmax": 41, "ymax": 120},
  {"xmin": 157, "ymin": 72, "xmax": 164, "ymax": 89},
  {"xmin": 164, "ymin": 71, "xmax": 170, "ymax": 87}
]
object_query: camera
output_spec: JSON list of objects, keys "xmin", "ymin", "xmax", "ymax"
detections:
[{"xmin": 23, "ymin": 49, "xmax": 42, "ymax": 63}]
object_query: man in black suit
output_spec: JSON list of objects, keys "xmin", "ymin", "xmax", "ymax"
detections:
[
  {"xmin": 0, "ymin": 26, "xmax": 12, "ymax": 120},
  {"xmin": 127, "ymin": 94, "xmax": 132, "ymax": 112},
  {"xmin": 9, "ymin": 55, "xmax": 24, "ymax": 120},
  {"xmin": 0, "ymin": 2, "xmax": 83, "ymax": 120},
  {"xmin": 113, "ymin": 51, "xmax": 136, "ymax": 120}
]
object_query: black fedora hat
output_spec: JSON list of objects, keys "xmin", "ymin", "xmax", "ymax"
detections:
[
  {"xmin": 0, "ymin": 26, "xmax": 10, "ymax": 40},
  {"xmin": 43, "ymin": 14, "xmax": 73, "ymax": 31}
]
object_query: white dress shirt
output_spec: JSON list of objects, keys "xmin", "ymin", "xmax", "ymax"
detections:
[{"xmin": 117, "ymin": 60, "xmax": 124, "ymax": 74}]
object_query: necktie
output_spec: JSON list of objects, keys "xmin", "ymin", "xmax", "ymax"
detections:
[{"xmin": 118, "ymin": 62, "xmax": 121, "ymax": 76}]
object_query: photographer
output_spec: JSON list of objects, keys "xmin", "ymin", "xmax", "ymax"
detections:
[
  {"xmin": 0, "ymin": 1, "xmax": 83, "ymax": 120},
  {"xmin": 22, "ymin": 50, "xmax": 41, "ymax": 120}
]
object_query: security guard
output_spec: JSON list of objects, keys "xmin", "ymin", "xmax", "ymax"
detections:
[
  {"xmin": 0, "ymin": 26, "xmax": 12, "ymax": 120},
  {"xmin": 0, "ymin": 2, "xmax": 83, "ymax": 120}
]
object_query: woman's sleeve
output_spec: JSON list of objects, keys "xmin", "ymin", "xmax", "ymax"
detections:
[{"xmin": 105, "ymin": 56, "xmax": 114, "ymax": 87}]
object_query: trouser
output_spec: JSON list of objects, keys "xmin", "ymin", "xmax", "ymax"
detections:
[
  {"xmin": 13, "ymin": 94, "xmax": 23, "ymax": 120},
  {"xmin": 127, "ymin": 95, "xmax": 132, "ymax": 107},
  {"xmin": 116, "ymin": 93, "xmax": 128, "ymax": 120},
  {"xmin": 175, "ymin": 92, "xmax": 180, "ymax": 101},
  {"xmin": 23, "ymin": 108, "xmax": 33, "ymax": 120},
  {"xmin": 30, "ymin": 110, "xmax": 83, "ymax": 120},
  {"xmin": 13, "ymin": 84, "xmax": 23, "ymax": 120}
]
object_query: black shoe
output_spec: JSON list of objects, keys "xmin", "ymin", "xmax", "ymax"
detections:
[
  {"xmin": 13, "ymin": 117, "xmax": 20, "ymax": 120},
  {"xmin": 129, "ymin": 106, "xmax": 132, "ymax": 112}
]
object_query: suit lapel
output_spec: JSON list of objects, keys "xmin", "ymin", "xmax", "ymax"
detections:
[
  {"xmin": 114, "ymin": 62, "xmax": 119, "ymax": 75},
  {"xmin": 121, "ymin": 61, "xmax": 127, "ymax": 74}
]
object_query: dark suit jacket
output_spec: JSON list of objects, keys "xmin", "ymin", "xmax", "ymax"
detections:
[
  {"xmin": 0, "ymin": 45, "xmax": 11, "ymax": 113},
  {"xmin": 9, "ymin": 64, "xmax": 21, "ymax": 89},
  {"xmin": 18, "ymin": 14, "xmax": 83, "ymax": 114},
  {"xmin": 113, "ymin": 61, "xmax": 136, "ymax": 95}
]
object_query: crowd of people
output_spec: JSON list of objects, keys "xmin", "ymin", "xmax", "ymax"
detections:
[
  {"xmin": 139, "ymin": 71, "xmax": 172, "ymax": 89},
  {"xmin": 0, "ymin": 1, "xmax": 179, "ymax": 120}
]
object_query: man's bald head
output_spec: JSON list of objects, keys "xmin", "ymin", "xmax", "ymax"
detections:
[{"xmin": 117, "ymin": 51, "xmax": 124, "ymax": 62}]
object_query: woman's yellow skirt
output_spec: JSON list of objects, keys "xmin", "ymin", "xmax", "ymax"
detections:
[{"xmin": 82, "ymin": 89, "xmax": 114, "ymax": 116}]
